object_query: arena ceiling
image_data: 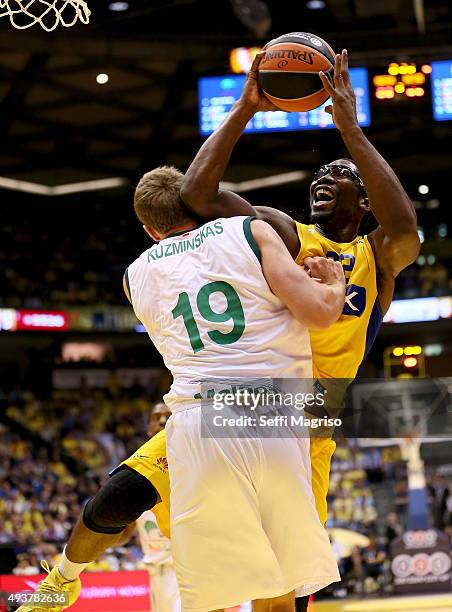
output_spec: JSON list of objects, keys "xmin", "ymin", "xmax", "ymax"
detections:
[{"xmin": 0, "ymin": 0, "xmax": 451, "ymax": 193}]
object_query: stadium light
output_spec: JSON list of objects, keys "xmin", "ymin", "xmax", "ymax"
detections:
[
  {"xmin": 220, "ymin": 170, "xmax": 309, "ymax": 193},
  {"xmin": 403, "ymin": 357, "xmax": 418, "ymax": 368},
  {"xmin": 306, "ymin": 0, "xmax": 326, "ymax": 8},
  {"xmin": 384, "ymin": 345, "xmax": 426, "ymax": 378},
  {"xmin": 438, "ymin": 224, "xmax": 447, "ymax": 238},
  {"xmin": 230, "ymin": 47, "xmax": 262, "ymax": 74},
  {"xmin": 404, "ymin": 346, "xmax": 422, "ymax": 355},
  {"xmin": 96, "ymin": 73, "xmax": 109, "ymax": 85},
  {"xmin": 109, "ymin": 2, "xmax": 129, "ymax": 10},
  {"xmin": 0, "ymin": 176, "xmax": 128, "ymax": 196}
]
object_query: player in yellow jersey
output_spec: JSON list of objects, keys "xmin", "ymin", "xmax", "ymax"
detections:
[
  {"xmin": 179, "ymin": 49, "xmax": 419, "ymax": 611},
  {"xmin": 20, "ymin": 50, "xmax": 419, "ymax": 612}
]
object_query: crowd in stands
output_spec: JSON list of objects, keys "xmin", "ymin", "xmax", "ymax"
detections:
[
  {"xmin": 395, "ymin": 260, "xmax": 451, "ymax": 299},
  {"xmin": 0, "ymin": 378, "xmax": 164, "ymax": 576},
  {"xmin": 0, "ymin": 198, "xmax": 145, "ymax": 310},
  {"xmin": 0, "ymin": 196, "xmax": 449, "ymax": 309},
  {"xmin": 324, "ymin": 441, "xmax": 401, "ymax": 595},
  {"xmin": 0, "ymin": 425, "xmax": 146, "ymax": 576},
  {"xmin": 0, "ymin": 422, "xmax": 99, "ymax": 573},
  {"xmin": 3, "ymin": 378, "xmax": 157, "ymax": 477},
  {"xmin": 327, "ymin": 442, "xmax": 379, "ymax": 531}
]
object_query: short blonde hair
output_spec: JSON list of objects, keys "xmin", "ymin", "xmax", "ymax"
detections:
[{"xmin": 134, "ymin": 166, "xmax": 188, "ymax": 234}]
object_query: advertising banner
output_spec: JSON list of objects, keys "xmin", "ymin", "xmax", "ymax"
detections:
[
  {"xmin": 0, "ymin": 571, "xmax": 150, "ymax": 612},
  {"xmin": 390, "ymin": 529, "xmax": 451, "ymax": 595}
]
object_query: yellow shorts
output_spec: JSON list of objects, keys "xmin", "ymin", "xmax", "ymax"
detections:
[
  {"xmin": 120, "ymin": 429, "xmax": 171, "ymax": 538},
  {"xmin": 309, "ymin": 436, "xmax": 336, "ymax": 525},
  {"xmin": 121, "ymin": 429, "xmax": 336, "ymax": 536}
]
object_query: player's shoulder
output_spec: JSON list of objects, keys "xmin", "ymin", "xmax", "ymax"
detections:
[
  {"xmin": 128, "ymin": 247, "xmax": 151, "ymax": 270},
  {"xmin": 293, "ymin": 220, "xmax": 313, "ymax": 243},
  {"xmin": 254, "ymin": 207, "xmax": 300, "ymax": 259},
  {"xmin": 125, "ymin": 247, "xmax": 153, "ymax": 289},
  {"xmin": 294, "ymin": 220, "xmax": 310, "ymax": 230},
  {"xmin": 359, "ymin": 232, "xmax": 373, "ymax": 250},
  {"xmin": 214, "ymin": 215, "xmax": 249, "ymax": 228},
  {"xmin": 249, "ymin": 216, "xmax": 289, "ymax": 244}
]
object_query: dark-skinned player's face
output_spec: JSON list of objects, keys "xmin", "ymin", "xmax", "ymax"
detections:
[
  {"xmin": 148, "ymin": 402, "xmax": 171, "ymax": 438},
  {"xmin": 309, "ymin": 159, "xmax": 368, "ymax": 226}
]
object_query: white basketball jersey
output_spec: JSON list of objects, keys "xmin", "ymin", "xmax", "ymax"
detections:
[
  {"xmin": 126, "ymin": 216, "xmax": 312, "ymax": 410},
  {"xmin": 136, "ymin": 509, "xmax": 173, "ymax": 567}
]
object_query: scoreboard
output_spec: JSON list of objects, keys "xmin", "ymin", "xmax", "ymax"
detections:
[
  {"xmin": 199, "ymin": 67, "xmax": 371, "ymax": 135},
  {"xmin": 431, "ymin": 60, "xmax": 452, "ymax": 121}
]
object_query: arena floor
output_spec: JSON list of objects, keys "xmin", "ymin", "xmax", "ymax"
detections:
[{"xmin": 312, "ymin": 593, "xmax": 452, "ymax": 611}]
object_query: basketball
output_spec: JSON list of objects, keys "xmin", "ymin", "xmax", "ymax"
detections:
[{"xmin": 259, "ymin": 32, "xmax": 335, "ymax": 112}]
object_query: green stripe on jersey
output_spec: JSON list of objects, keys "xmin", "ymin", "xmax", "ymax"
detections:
[
  {"xmin": 124, "ymin": 267, "xmax": 131, "ymax": 298},
  {"xmin": 243, "ymin": 216, "xmax": 261, "ymax": 263}
]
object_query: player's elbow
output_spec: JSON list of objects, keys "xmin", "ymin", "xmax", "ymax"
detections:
[
  {"xmin": 398, "ymin": 230, "xmax": 421, "ymax": 261},
  {"xmin": 180, "ymin": 181, "xmax": 212, "ymax": 217},
  {"xmin": 180, "ymin": 181, "xmax": 199, "ymax": 208},
  {"xmin": 299, "ymin": 298, "xmax": 343, "ymax": 330},
  {"xmin": 313, "ymin": 288, "xmax": 345, "ymax": 329},
  {"xmin": 387, "ymin": 230, "xmax": 421, "ymax": 275},
  {"xmin": 309, "ymin": 307, "xmax": 341, "ymax": 330}
]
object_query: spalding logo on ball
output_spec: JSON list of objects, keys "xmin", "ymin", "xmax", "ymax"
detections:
[{"xmin": 259, "ymin": 32, "xmax": 335, "ymax": 112}]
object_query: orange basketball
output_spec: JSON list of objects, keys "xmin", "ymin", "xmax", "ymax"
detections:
[{"xmin": 259, "ymin": 32, "xmax": 335, "ymax": 112}]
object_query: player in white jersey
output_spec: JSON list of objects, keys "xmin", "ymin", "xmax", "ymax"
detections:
[{"xmin": 125, "ymin": 165, "xmax": 346, "ymax": 612}]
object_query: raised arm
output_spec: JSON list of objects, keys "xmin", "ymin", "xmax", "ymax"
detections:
[
  {"xmin": 251, "ymin": 219, "xmax": 345, "ymax": 329},
  {"xmin": 319, "ymin": 50, "xmax": 420, "ymax": 279},
  {"xmin": 180, "ymin": 55, "xmax": 300, "ymax": 257}
]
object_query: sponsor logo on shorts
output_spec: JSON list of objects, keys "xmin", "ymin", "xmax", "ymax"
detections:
[{"xmin": 154, "ymin": 457, "xmax": 168, "ymax": 472}]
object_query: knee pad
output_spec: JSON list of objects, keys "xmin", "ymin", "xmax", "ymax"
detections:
[
  {"xmin": 83, "ymin": 466, "xmax": 158, "ymax": 535},
  {"xmin": 295, "ymin": 596, "xmax": 310, "ymax": 612}
]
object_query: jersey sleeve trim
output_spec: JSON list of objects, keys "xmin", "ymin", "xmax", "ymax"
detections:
[
  {"xmin": 124, "ymin": 267, "xmax": 131, "ymax": 300},
  {"xmin": 294, "ymin": 221, "xmax": 304, "ymax": 264},
  {"xmin": 243, "ymin": 216, "xmax": 261, "ymax": 263}
]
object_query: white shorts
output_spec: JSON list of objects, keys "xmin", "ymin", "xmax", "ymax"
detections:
[
  {"xmin": 148, "ymin": 564, "xmax": 181, "ymax": 612},
  {"xmin": 166, "ymin": 406, "xmax": 340, "ymax": 612}
]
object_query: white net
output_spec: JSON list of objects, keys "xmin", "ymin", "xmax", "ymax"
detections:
[{"xmin": 0, "ymin": 0, "xmax": 90, "ymax": 31}]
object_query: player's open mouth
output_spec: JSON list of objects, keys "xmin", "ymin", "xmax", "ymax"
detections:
[{"xmin": 312, "ymin": 186, "xmax": 336, "ymax": 209}]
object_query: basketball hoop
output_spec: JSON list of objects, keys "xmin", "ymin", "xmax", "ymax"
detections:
[{"xmin": 0, "ymin": 1, "xmax": 91, "ymax": 31}]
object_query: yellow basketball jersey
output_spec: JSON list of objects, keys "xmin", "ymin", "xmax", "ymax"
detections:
[{"xmin": 295, "ymin": 222, "xmax": 383, "ymax": 379}]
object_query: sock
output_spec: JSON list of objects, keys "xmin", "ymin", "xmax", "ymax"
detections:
[{"xmin": 58, "ymin": 547, "xmax": 91, "ymax": 581}]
